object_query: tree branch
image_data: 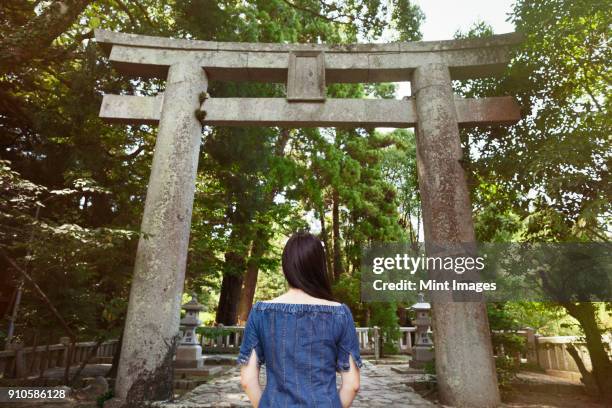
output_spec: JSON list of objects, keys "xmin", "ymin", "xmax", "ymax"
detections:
[
  {"xmin": 132, "ymin": 1, "xmax": 155, "ymax": 28},
  {"xmin": 106, "ymin": 144, "xmax": 145, "ymax": 160},
  {"xmin": 281, "ymin": 0, "xmax": 351, "ymax": 25},
  {"xmin": 0, "ymin": 0, "xmax": 94, "ymax": 72},
  {"xmin": 0, "ymin": 249, "xmax": 76, "ymax": 340}
]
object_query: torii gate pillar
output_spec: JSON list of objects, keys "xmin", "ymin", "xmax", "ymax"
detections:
[
  {"xmin": 413, "ymin": 63, "xmax": 500, "ymax": 406},
  {"xmin": 114, "ymin": 61, "xmax": 207, "ymax": 404}
]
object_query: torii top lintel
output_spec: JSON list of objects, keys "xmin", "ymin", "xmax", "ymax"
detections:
[
  {"xmin": 96, "ymin": 30, "xmax": 523, "ymax": 128},
  {"xmin": 94, "ymin": 29, "xmax": 522, "ymax": 83}
]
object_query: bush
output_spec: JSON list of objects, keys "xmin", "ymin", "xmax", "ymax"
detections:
[
  {"xmin": 496, "ymin": 355, "xmax": 519, "ymax": 392},
  {"xmin": 424, "ymin": 359, "xmax": 436, "ymax": 375},
  {"xmin": 196, "ymin": 326, "xmax": 235, "ymax": 340},
  {"xmin": 491, "ymin": 332, "xmax": 527, "ymax": 357}
]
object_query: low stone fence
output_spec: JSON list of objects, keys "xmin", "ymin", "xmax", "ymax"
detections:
[
  {"xmin": 200, "ymin": 326, "xmax": 416, "ymax": 359},
  {"xmin": 535, "ymin": 336, "xmax": 594, "ymax": 381},
  {"xmin": 0, "ymin": 339, "xmax": 119, "ymax": 379},
  {"xmin": 356, "ymin": 327, "xmax": 378, "ymax": 357},
  {"xmin": 200, "ymin": 326, "xmax": 611, "ymax": 381},
  {"xmin": 493, "ymin": 329, "xmax": 612, "ymax": 381},
  {"xmin": 200, "ymin": 326, "xmax": 244, "ymax": 354},
  {"xmin": 398, "ymin": 327, "xmax": 416, "ymax": 354}
]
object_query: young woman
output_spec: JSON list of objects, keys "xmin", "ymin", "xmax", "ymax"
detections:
[{"xmin": 237, "ymin": 232, "xmax": 362, "ymax": 407}]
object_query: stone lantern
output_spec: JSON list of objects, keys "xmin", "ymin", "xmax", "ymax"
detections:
[
  {"xmin": 175, "ymin": 295, "xmax": 204, "ymax": 368},
  {"xmin": 409, "ymin": 293, "xmax": 434, "ymax": 368}
]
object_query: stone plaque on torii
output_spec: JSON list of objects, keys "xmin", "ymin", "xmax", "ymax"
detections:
[{"xmin": 95, "ymin": 29, "xmax": 521, "ymax": 407}]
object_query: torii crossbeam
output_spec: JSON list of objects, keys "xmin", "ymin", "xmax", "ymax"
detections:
[{"xmin": 95, "ymin": 29, "xmax": 522, "ymax": 407}]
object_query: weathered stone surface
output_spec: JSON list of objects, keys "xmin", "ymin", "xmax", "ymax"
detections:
[
  {"xmin": 100, "ymin": 94, "xmax": 162, "ymax": 125},
  {"xmin": 113, "ymin": 61, "xmax": 208, "ymax": 405},
  {"xmin": 456, "ymin": 96, "xmax": 521, "ymax": 126},
  {"xmin": 175, "ymin": 345, "xmax": 203, "ymax": 369},
  {"xmin": 96, "ymin": 28, "xmax": 520, "ymax": 53},
  {"xmin": 95, "ymin": 29, "xmax": 522, "ymax": 82},
  {"xmin": 286, "ymin": 51, "xmax": 326, "ymax": 101},
  {"xmin": 203, "ymin": 98, "xmax": 413, "ymax": 127},
  {"xmin": 412, "ymin": 63, "xmax": 500, "ymax": 407},
  {"xmin": 174, "ymin": 366, "xmax": 223, "ymax": 377},
  {"xmin": 100, "ymin": 95, "xmax": 520, "ymax": 128}
]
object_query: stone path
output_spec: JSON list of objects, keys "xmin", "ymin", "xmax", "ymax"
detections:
[{"xmin": 159, "ymin": 361, "xmax": 437, "ymax": 407}]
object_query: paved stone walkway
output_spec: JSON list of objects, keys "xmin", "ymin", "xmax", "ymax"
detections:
[{"xmin": 159, "ymin": 361, "xmax": 437, "ymax": 407}]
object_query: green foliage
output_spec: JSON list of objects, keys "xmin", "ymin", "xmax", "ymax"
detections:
[
  {"xmin": 455, "ymin": 2, "xmax": 610, "ymax": 242},
  {"xmin": 196, "ymin": 326, "xmax": 235, "ymax": 339},
  {"xmin": 391, "ymin": 0, "xmax": 425, "ymax": 41},
  {"xmin": 495, "ymin": 355, "xmax": 519, "ymax": 391},
  {"xmin": 253, "ymin": 236, "xmax": 288, "ymax": 301},
  {"xmin": 423, "ymin": 359, "xmax": 435, "ymax": 375},
  {"xmin": 488, "ymin": 302, "xmax": 569, "ymax": 335},
  {"xmin": 1, "ymin": 160, "xmax": 136, "ymax": 342},
  {"xmin": 491, "ymin": 332, "xmax": 527, "ymax": 357},
  {"xmin": 96, "ymin": 390, "xmax": 114, "ymax": 408},
  {"xmin": 380, "ymin": 129, "xmax": 420, "ymax": 243},
  {"xmin": 370, "ymin": 302, "xmax": 401, "ymax": 353},
  {"xmin": 333, "ymin": 274, "xmax": 361, "ymax": 306}
]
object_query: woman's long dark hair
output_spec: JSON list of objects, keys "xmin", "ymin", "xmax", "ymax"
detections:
[{"xmin": 282, "ymin": 232, "xmax": 335, "ymax": 301}]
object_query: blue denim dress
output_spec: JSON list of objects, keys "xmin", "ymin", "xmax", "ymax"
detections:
[{"xmin": 237, "ymin": 302, "xmax": 362, "ymax": 407}]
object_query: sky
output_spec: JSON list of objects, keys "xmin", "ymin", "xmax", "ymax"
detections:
[
  {"xmin": 413, "ymin": 0, "xmax": 515, "ymax": 41},
  {"xmin": 394, "ymin": 0, "xmax": 516, "ymax": 100}
]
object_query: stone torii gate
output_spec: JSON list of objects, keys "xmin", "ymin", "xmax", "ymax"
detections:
[{"xmin": 95, "ymin": 29, "xmax": 521, "ymax": 407}]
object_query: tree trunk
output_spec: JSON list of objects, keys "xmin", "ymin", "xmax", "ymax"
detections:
[
  {"xmin": 332, "ymin": 188, "xmax": 342, "ymax": 280},
  {"xmin": 1, "ymin": 0, "xmax": 94, "ymax": 72},
  {"xmin": 215, "ymin": 251, "xmax": 246, "ymax": 325},
  {"xmin": 237, "ymin": 237, "xmax": 268, "ymax": 323},
  {"xmin": 566, "ymin": 344, "xmax": 599, "ymax": 395},
  {"xmin": 348, "ymin": 213, "xmax": 360, "ymax": 275},
  {"xmin": 90, "ymin": 195, "xmax": 115, "ymax": 228},
  {"xmin": 318, "ymin": 205, "xmax": 333, "ymax": 280},
  {"xmin": 563, "ymin": 302, "xmax": 612, "ymax": 399}
]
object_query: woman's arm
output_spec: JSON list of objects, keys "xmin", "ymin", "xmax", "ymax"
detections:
[
  {"xmin": 240, "ymin": 349, "xmax": 262, "ymax": 407},
  {"xmin": 339, "ymin": 354, "xmax": 360, "ymax": 408}
]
